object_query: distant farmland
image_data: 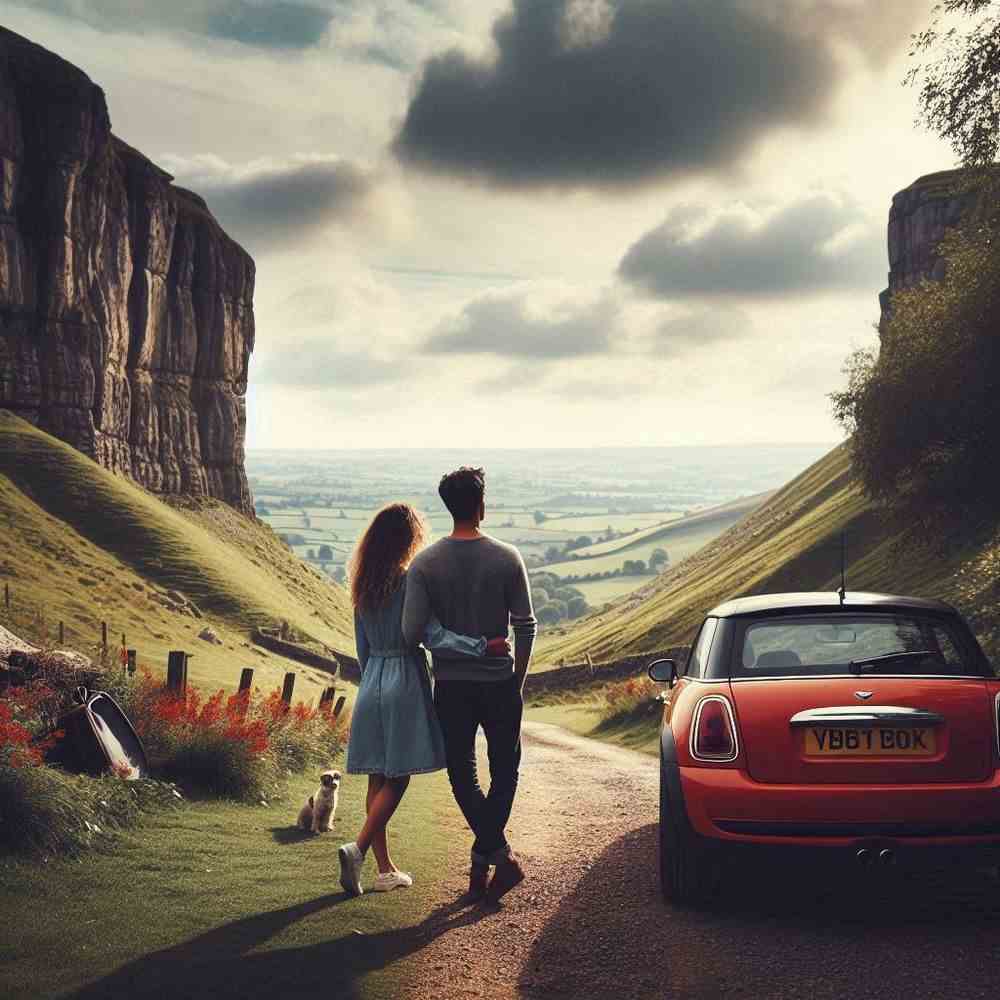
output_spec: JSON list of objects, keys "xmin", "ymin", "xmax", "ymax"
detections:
[{"xmin": 536, "ymin": 493, "xmax": 772, "ymax": 604}]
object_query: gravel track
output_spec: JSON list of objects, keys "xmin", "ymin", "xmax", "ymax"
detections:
[{"xmin": 399, "ymin": 721, "xmax": 1000, "ymax": 1000}]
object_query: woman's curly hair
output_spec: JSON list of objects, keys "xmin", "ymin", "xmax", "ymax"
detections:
[{"xmin": 349, "ymin": 503, "xmax": 427, "ymax": 612}]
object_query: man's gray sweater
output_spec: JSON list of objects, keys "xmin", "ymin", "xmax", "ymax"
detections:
[{"xmin": 402, "ymin": 535, "xmax": 537, "ymax": 682}]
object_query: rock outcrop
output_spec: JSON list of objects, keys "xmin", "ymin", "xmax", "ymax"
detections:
[
  {"xmin": 0, "ymin": 28, "xmax": 255, "ymax": 513},
  {"xmin": 879, "ymin": 168, "xmax": 996, "ymax": 331}
]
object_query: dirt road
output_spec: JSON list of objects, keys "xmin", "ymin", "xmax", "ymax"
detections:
[{"xmin": 400, "ymin": 721, "xmax": 1000, "ymax": 1000}]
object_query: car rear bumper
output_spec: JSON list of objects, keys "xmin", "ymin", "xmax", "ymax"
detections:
[{"xmin": 680, "ymin": 765, "xmax": 1000, "ymax": 850}]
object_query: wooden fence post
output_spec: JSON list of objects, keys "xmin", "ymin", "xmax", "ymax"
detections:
[
  {"xmin": 281, "ymin": 672, "xmax": 296, "ymax": 708},
  {"xmin": 101, "ymin": 621, "xmax": 108, "ymax": 651},
  {"xmin": 333, "ymin": 695, "xmax": 347, "ymax": 719},
  {"xmin": 3, "ymin": 582, "xmax": 8, "ymax": 610},
  {"xmin": 238, "ymin": 668, "xmax": 254, "ymax": 693},
  {"xmin": 319, "ymin": 686, "xmax": 336, "ymax": 709},
  {"xmin": 126, "ymin": 650, "xmax": 137, "ymax": 675},
  {"xmin": 166, "ymin": 651, "xmax": 188, "ymax": 695},
  {"xmin": 59, "ymin": 621, "xmax": 65, "ymax": 645}
]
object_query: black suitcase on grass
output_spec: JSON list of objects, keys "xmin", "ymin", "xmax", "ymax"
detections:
[{"xmin": 53, "ymin": 688, "xmax": 149, "ymax": 779}]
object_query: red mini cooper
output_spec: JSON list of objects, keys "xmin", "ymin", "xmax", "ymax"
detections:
[{"xmin": 648, "ymin": 592, "xmax": 1000, "ymax": 904}]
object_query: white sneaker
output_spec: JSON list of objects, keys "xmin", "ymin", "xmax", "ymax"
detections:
[
  {"xmin": 372, "ymin": 870, "xmax": 413, "ymax": 892},
  {"xmin": 338, "ymin": 843, "xmax": 364, "ymax": 896}
]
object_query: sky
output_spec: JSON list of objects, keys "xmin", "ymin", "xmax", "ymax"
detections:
[{"xmin": 1, "ymin": 0, "xmax": 958, "ymax": 450}]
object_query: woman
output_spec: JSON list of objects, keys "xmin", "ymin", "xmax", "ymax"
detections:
[{"xmin": 338, "ymin": 503, "xmax": 507, "ymax": 896}]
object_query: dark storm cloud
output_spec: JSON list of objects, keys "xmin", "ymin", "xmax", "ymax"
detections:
[
  {"xmin": 424, "ymin": 290, "xmax": 619, "ymax": 358},
  {"xmin": 618, "ymin": 194, "xmax": 885, "ymax": 299},
  {"xmin": 393, "ymin": 0, "xmax": 920, "ymax": 188},
  {"xmin": 196, "ymin": 160, "xmax": 377, "ymax": 252},
  {"xmin": 21, "ymin": 0, "xmax": 333, "ymax": 49}
]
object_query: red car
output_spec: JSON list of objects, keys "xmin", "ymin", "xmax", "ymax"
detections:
[{"xmin": 648, "ymin": 592, "xmax": 1000, "ymax": 904}]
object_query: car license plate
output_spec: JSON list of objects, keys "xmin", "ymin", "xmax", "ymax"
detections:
[{"xmin": 804, "ymin": 727, "xmax": 937, "ymax": 756}]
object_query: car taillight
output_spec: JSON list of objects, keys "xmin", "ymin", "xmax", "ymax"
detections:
[{"xmin": 691, "ymin": 696, "xmax": 739, "ymax": 762}]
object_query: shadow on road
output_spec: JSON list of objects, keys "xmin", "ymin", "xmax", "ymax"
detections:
[
  {"xmin": 521, "ymin": 823, "xmax": 1000, "ymax": 1000},
  {"xmin": 70, "ymin": 893, "xmax": 488, "ymax": 999}
]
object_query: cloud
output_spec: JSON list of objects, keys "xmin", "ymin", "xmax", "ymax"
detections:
[
  {"xmin": 423, "ymin": 286, "xmax": 620, "ymax": 358},
  {"xmin": 17, "ymin": 0, "xmax": 334, "ymax": 48},
  {"xmin": 653, "ymin": 307, "xmax": 753, "ymax": 354},
  {"xmin": 618, "ymin": 193, "xmax": 885, "ymax": 299},
  {"xmin": 161, "ymin": 155, "xmax": 379, "ymax": 252},
  {"xmin": 393, "ymin": 0, "xmax": 921, "ymax": 188}
]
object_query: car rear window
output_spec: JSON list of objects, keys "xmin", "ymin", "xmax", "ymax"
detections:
[{"xmin": 734, "ymin": 614, "xmax": 987, "ymax": 678}]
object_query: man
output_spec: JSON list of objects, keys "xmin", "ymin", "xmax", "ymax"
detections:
[{"xmin": 402, "ymin": 466, "xmax": 537, "ymax": 903}]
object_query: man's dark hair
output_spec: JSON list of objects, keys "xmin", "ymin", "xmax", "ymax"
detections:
[{"xmin": 439, "ymin": 467, "xmax": 486, "ymax": 522}]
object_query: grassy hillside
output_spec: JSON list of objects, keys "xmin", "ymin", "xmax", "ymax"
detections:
[
  {"xmin": 537, "ymin": 443, "xmax": 999, "ymax": 666},
  {"xmin": 0, "ymin": 412, "xmax": 354, "ymax": 697}
]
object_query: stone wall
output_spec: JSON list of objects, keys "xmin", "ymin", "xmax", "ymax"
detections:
[{"xmin": 0, "ymin": 28, "xmax": 255, "ymax": 513}]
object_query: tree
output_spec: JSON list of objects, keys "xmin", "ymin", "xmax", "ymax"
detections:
[
  {"xmin": 532, "ymin": 586, "xmax": 551, "ymax": 607},
  {"xmin": 831, "ymin": 223, "xmax": 1000, "ymax": 535},
  {"xmin": 544, "ymin": 546, "xmax": 563, "ymax": 563},
  {"xmin": 649, "ymin": 548, "xmax": 670, "ymax": 571},
  {"xmin": 333, "ymin": 566, "xmax": 347, "ymax": 584},
  {"xmin": 908, "ymin": 1, "xmax": 1000, "ymax": 169},
  {"xmin": 307, "ymin": 548, "xmax": 316, "ymax": 560},
  {"xmin": 536, "ymin": 602, "xmax": 565, "ymax": 625},
  {"xmin": 318, "ymin": 544, "xmax": 334, "ymax": 562},
  {"xmin": 533, "ymin": 510, "xmax": 547, "ymax": 525},
  {"xmin": 567, "ymin": 596, "xmax": 589, "ymax": 619},
  {"xmin": 339, "ymin": 509, "xmax": 348, "ymax": 519},
  {"xmin": 257, "ymin": 506, "xmax": 271, "ymax": 516},
  {"xmin": 622, "ymin": 559, "xmax": 647, "ymax": 576}
]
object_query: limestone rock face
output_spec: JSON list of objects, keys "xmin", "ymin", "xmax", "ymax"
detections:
[
  {"xmin": 0, "ymin": 28, "xmax": 255, "ymax": 513},
  {"xmin": 879, "ymin": 169, "xmax": 987, "ymax": 331}
]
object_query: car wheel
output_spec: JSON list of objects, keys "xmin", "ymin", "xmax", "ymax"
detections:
[{"xmin": 659, "ymin": 756, "xmax": 707, "ymax": 906}]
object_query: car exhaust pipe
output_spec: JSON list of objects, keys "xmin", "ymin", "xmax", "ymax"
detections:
[
  {"xmin": 878, "ymin": 848, "xmax": 896, "ymax": 867},
  {"xmin": 856, "ymin": 848, "xmax": 873, "ymax": 866}
]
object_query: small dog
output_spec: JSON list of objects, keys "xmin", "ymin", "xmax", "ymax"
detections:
[{"xmin": 297, "ymin": 769, "xmax": 341, "ymax": 833}]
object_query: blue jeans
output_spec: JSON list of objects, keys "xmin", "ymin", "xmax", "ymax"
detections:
[{"xmin": 434, "ymin": 675, "xmax": 523, "ymax": 865}]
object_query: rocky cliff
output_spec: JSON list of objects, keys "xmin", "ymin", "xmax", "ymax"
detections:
[
  {"xmin": 879, "ymin": 168, "xmax": 994, "ymax": 330},
  {"xmin": 0, "ymin": 28, "xmax": 255, "ymax": 513}
]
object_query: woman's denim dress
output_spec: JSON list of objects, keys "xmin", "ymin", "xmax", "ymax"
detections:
[{"xmin": 345, "ymin": 574, "xmax": 484, "ymax": 778}]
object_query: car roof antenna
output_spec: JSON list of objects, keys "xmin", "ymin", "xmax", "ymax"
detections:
[{"xmin": 838, "ymin": 531, "xmax": 847, "ymax": 606}]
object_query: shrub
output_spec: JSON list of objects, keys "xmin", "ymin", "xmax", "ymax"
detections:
[
  {"xmin": 832, "ymin": 221, "xmax": 1000, "ymax": 536},
  {"xmin": 600, "ymin": 676, "xmax": 660, "ymax": 726},
  {"xmin": 117, "ymin": 671, "xmax": 348, "ymax": 802},
  {"xmin": 0, "ymin": 765, "xmax": 179, "ymax": 856}
]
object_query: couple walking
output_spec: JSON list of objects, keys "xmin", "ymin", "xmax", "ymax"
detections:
[{"xmin": 338, "ymin": 466, "xmax": 538, "ymax": 903}]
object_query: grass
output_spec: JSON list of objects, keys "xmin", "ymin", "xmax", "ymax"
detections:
[
  {"xmin": 525, "ymin": 702, "xmax": 661, "ymax": 756},
  {"xmin": 0, "ymin": 769, "xmax": 463, "ymax": 1000},
  {"xmin": 570, "ymin": 512, "xmax": 688, "ymax": 558},
  {"xmin": 538, "ymin": 444, "xmax": 1000, "ymax": 667},
  {"xmin": 569, "ymin": 575, "xmax": 659, "ymax": 606},
  {"xmin": 0, "ymin": 412, "xmax": 353, "ymax": 697}
]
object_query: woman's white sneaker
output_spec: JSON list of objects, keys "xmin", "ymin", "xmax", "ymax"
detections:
[
  {"xmin": 373, "ymin": 871, "xmax": 413, "ymax": 892},
  {"xmin": 338, "ymin": 843, "xmax": 365, "ymax": 896}
]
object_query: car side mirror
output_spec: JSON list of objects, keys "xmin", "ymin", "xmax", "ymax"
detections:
[{"xmin": 647, "ymin": 658, "xmax": 678, "ymax": 688}]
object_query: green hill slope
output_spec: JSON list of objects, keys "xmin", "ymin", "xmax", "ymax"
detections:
[
  {"xmin": 538, "ymin": 443, "xmax": 999, "ymax": 666},
  {"xmin": 0, "ymin": 412, "xmax": 354, "ymax": 696}
]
